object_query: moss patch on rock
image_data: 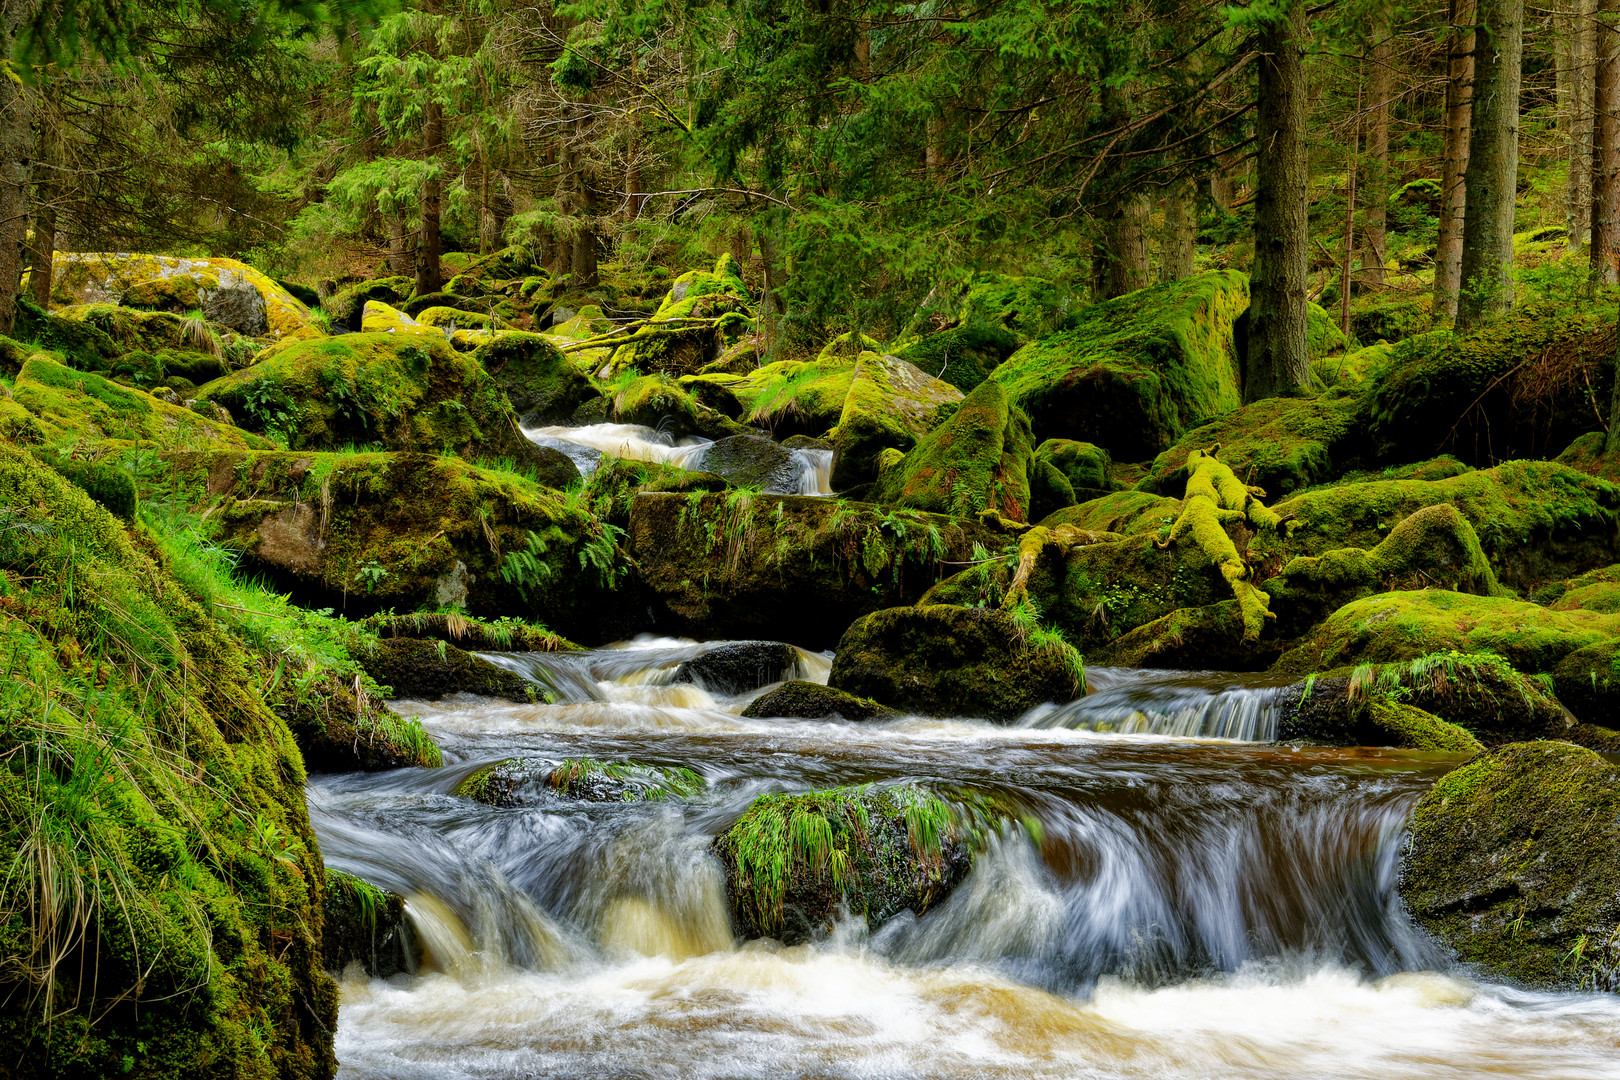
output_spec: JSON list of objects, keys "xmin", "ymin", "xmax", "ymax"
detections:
[
  {"xmin": 711, "ymin": 783, "xmax": 980, "ymax": 943},
  {"xmin": 1401, "ymin": 742, "xmax": 1620, "ymax": 990},
  {"xmin": 1136, "ymin": 393, "xmax": 1364, "ymax": 499},
  {"xmin": 195, "ymin": 332, "xmax": 530, "ymax": 457},
  {"xmin": 323, "ymin": 869, "xmax": 416, "ymax": 978},
  {"xmin": 988, "ymin": 270, "xmax": 1248, "ymax": 458},
  {"xmin": 830, "ymin": 353, "xmax": 963, "ymax": 491},
  {"xmin": 741, "ymin": 681, "xmax": 899, "ymax": 722},
  {"xmin": 472, "ymin": 332, "xmax": 596, "ymax": 423},
  {"xmin": 870, "ymin": 379, "xmax": 1035, "ymax": 520},
  {"xmin": 455, "ymin": 756, "xmax": 704, "ymax": 807},
  {"xmin": 827, "ymin": 603, "xmax": 1084, "ymax": 721},
  {"xmin": 891, "ymin": 324, "xmax": 1020, "ymax": 392},
  {"xmin": 10, "ymin": 356, "xmax": 270, "ymax": 449}
]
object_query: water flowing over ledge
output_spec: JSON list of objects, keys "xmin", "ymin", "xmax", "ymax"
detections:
[{"xmin": 524, "ymin": 422, "xmax": 835, "ymax": 495}]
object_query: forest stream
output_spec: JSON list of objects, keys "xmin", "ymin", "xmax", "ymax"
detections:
[{"xmin": 310, "ymin": 639, "xmax": 1620, "ymax": 1080}]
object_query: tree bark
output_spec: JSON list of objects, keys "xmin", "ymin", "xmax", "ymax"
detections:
[
  {"xmin": 1245, "ymin": 0, "xmax": 1312, "ymax": 402},
  {"xmin": 757, "ymin": 225, "xmax": 783, "ymax": 357},
  {"xmin": 1360, "ymin": 18, "xmax": 1392, "ymax": 290},
  {"xmin": 415, "ymin": 100, "xmax": 444, "ymax": 297},
  {"xmin": 1158, "ymin": 179, "xmax": 1197, "ymax": 283},
  {"xmin": 573, "ymin": 169, "xmax": 598, "ymax": 287},
  {"xmin": 1097, "ymin": 194, "xmax": 1151, "ymax": 298},
  {"xmin": 1456, "ymin": 0, "xmax": 1523, "ymax": 331},
  {"xmin": 1564, "ymin": 0, "xmax": 1597, "ymax": 252},
  {"xmin": 1435, "ymin": 0, "xmax": 1475, "ymax": 323},
  {"xmin": 1593, "ymin": 0, "xmax": 1620, "ymax": 283},
  {"xmin": 0, "ymin": 7, "xmax": 35, "ymax": 336},
  {"xmin": 1342, "ymin": 69, "xmax": 1363, "ymax": 338},
  {"xmin": 27, "ymin": 79, "xmax": 58, "ymax": 310}
]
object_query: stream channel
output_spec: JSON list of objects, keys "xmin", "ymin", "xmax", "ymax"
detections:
[{"xmin": 311, "ymin": 638, "xmax": 1620, "ymax": 1079}]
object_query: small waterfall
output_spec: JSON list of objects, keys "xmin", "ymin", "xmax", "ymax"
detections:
[
  {"xmin": 1022, "ymin": 667, "xmax": 1290, "ymax": 741},
  {"xmin": 523, "ymin": 422, "xmax": 710, "ymax": 475},
  {"xmin": 790, "ymin": 447, "xmax": 834, "ymax": 496}
]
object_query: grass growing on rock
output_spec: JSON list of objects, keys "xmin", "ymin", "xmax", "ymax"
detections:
[{"xmin": 456, "ymin": 757, "xmax": 704, "ymax": 806}]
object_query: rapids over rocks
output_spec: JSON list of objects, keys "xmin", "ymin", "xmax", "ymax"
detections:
[{"xmin": 312, "ymin": 638, "xmax": 1620, "ymax": 1080}]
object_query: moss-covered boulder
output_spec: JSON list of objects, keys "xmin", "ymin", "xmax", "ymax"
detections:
[
  {"xmin": 1276, "ymin": 651, "xmax": 1605, "ymax": 749},
  {"xmin": 325, "ymin": 275, "xmax": 413, "ymax": 330},
  {"xmin": 1364, "ymin": 302, "xmax": 1618, "ymax": 467},
  {"xmin": 179, "ymin": 449, "xmax": 641, "ymax": 641},
  {"xmin": 628, "ymin": 491, "xmax": 1001, "ymax": 647},
  {"xmin": 601, "ymin": 372, "xmax": 754, "ymax": 441},
  {"xmin": 323, "ymin": 869, "xmax": 417, "ymax": 978},
  {"xmin": 455, "ymin": 756, "xmax": 704, "ymax": 807},
  {"xmin": 830, "ymin": 352, "xmax": 963, "ymax": 490},
  {"xmin": 277, "ymin": 665, "xmax": 442, "ymax": 773},
  {"xmin": 1265, "ymin": 503, "xmax": 1504, "ymax": 638},
  {"xmin": 1136, "ymin": 393, "xmax": 1364, "ymax": 498},
  {"xmin": 740, "ymin": 681, "xmax": 899, "ymax": 721},
  {"xmin": 681, "ymin": 357, "xmax": 855, "ymax": 438},
  {"xmin": 355, "ymin": 637, "xmax": 543, "ymax": 703},
  {"xmin": 1038, "ymin": 488, "xmax": 1181, "ymax": 534},
  {"xmin": 1401, "ymin": 742, "xmax": 1620, "ymax": 990},
  {"xmin": 957, "ymin": 273, "xmax": 1077, "ymax": 343},
  {"xmin": 362, "ymin": 611, "xmax": 581, "ymax": 653},
  {"xmin": 9, "ymin": 356, "xmax": 271, "ymax": 449},
  {"xmin": 711, "ymin": 783, "xmax": 978, "ymax": 943},
  {"xmin": 1272, "ymin": 461, "xmax": 1620, "ymax": 593},
  {"xmin": 672, "ymin": 641, "xmax": 800, "ymax": 695},
  {"xmin": 48, "ymin": 251, "xmax": 315, "ymax": 338},
  {"xmin": 471, "ymin": 331, "xmax": 596, "ymax": 424},
  {"xmin": 891, "ymin": 324, "xmax": 1021, "ymax": 392},
  {"xmin": 828, "ymin": 604, "xmax": 1084, "ymax": 721},
  {"xmin": 987, "ymin": 270, "xmax": 1248, "ymax": 458},
  {"xmin": 581, "ymin": 456, "xmax": 732, "ymax": 529},
  {"xmin": 0, "ymin": 446, "xmax": 336, "ymax": 1074},
  {"xmin": 870, "ymin": 379, "xmax": 1035, "ymax": 519},
  {"xmin": 1035, "ymin": 439, "xmax": 1120, "ymax": 498},
  {"xmin": 1273, "ymin": 590, "xmax": 1620, "ymax": 679},
  {"xmin": 195, "ymin": 332, "xmax": 530, "ymax": 457}
]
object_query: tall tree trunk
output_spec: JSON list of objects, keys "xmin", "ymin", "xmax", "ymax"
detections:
[
  {"xmin": 1342, "ymin": 69, "xmax": 1364, "ymax": 338},
  {"xmin": 477, "ymin": 149, "xmax": 494, "ymax": 255},
  {"xmin": 389, "ymin": 213, "xmax": 412, "ymax": 276},
  {"xmin": 27, "ymin": 80, "xmax": 58, "ymax": 310},
  {"xmin": 573, "ymin": 171, "xmax": 598, "ymax": 287},
  {"xmin": 1435, "ymin": 0, "xmax": 1475, "ymax": 323},
  {"xmin": 1564, "ymin": 0, "xmax": 1597, "ymax": 252},
  {"xmin": 1456, "ymin": 0, "xmax": 1523, "ymax": 331},
  {"xmin": 1098, "ymin": 194, "xmax": 1151, "ymax": 298},
  {"xmin": 1593, "ymin": 0, "xmax": 1620, "ymax": 283},
  {"xmin": 626, "ymin": 157, "xmax": 645, "ymax": 220},
  {"xmin": 1245, "ymin": 0, "xmax": 1311, "ymax": 402},
  {"xmin": 1360, "ymin": 18, "xmax": 1392, "ymax": 290},
  {"xmin": 925, "ymin": 115, "xmax": 944, "ymax": 180},
  {"xmin": 0, "ymin": 8, "xmax": 34, "ymax": 336},
  {"xmin": 415, "ymin": 100, "xmax": 444, "ymax": 297},
  {"xmin": 1158, "ymin": 179, "xmax": 1197, "ymax": 282},
  {"xmin": 1210, "ymin": 151, "xmax": 1238, "ymax": 210}
]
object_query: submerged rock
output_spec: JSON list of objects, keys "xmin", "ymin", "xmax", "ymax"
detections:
[
  {"xmin": 697, "ymin": 434, "xmax": 801, "ymax": 493},
  {"xmin": 1401, "ymin": 742, "xmax": 1620, "ymax": 991},
  {"xmin": 711, "ymin": 783, "xmax": 976, "ymax": 943},
  {"xmin": 455, "ymin": 757, "xmax": 704, "ymax": 807},
  {"xmin": 628, "ymin": 491, "xmax": 1001, "ymax": 647},
  {"xmin": 672, "ymin": 641, "xmax": 800, "ymax": 695},
  {"xmin": 356, "ymin": 637, "xmax": 543, "ymax": 703},
  {"xmin": 828, "ymin": 604, "xmax": 1084, "ymax": 722},
  {"xmin": 323, "ymin": 869, "xmax": 417, "ymax": 978},
  {"xmin": 741, "ymin": 681, "xmax": 898, "ymax": 722}
]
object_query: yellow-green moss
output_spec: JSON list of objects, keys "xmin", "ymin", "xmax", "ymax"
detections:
[
  {"xmin": 870, "ymin": 379, "xmax": 1035, "ymax": 520},
  {"xmin": 830, "ymin": 352, "xmax": 963, "ymax": 490},
  {"xmin": 10, "ymin": 356, "xmax": 270, "ymax": 449}
]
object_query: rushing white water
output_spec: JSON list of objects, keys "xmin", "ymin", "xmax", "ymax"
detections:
[
  {"xmin": 522, "ymin": 422, "xmax": 835, "ymax": 494},
  {"xmin": 312, "ymin": 643, "xmax": 1620, "ymax": 1079},
  {"xmin": 1021, "ymin": 666, "xmax": 1291, "ymax": 741}
]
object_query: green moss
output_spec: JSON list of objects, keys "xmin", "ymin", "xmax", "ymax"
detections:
[
  {"xmin": 740, "ymin": 680, "xmax": 899, "ymax": 721},
  {"xmin": 1136, "ymin": 393, "xmax": 1364, "ymax": 498},
  {"xmin": 455, "ymin": 756, "xmax": 704, "ymax": 806},
  {"xmin": 416, "ymin": 305, "xmax": 500, "ymax": 329},
  {"xmin": 325, "ymin": 276, "xmax": 413, "ymax": 329},
  {"xmin": 12, "ymin": 297, "xmax": 121, "ymax": 371},
  {"xmin": 870, "ymin": 379, "xmax": 1035, "ymax": 520},
  {"xmin": 1306, "ymin": 301, "xmax": 1353, "ymax": 359},
  {"xmin": 1401, "ymin": 742, "xmax": 1620, "ymax": 991},
  {"xmin": 1267, "ymin": 503, "xmax": 1504, "ymax": 637},
  {"xmin": 194, "ymin": 332, "xmax": 528, "ymax": 457},
  {"xmin": 1363, "ymin": 300, "xmax": 1618, "ymax": 466},
  {"xmin": 471, "ymin": 331, "xmax": 596, "ymax": 423},
  {"xmin": 10, "ymin": 355, "xmax": 270, "ymax": 449},
  {"xmin": 122, "ymin": 273, "xmax": 214, "ymax": 312},
  {"xmin": 0, "ymin": 446, "xmax": 336, "ymax": 1076},
  {"xmin": 711, "ymin": 783, "xmax": 983, "ymax": 942},
  {"xmin": 891, "ymin": 324, "xmax": 1020, "ymax": 392},
  {"xmin": 958, "ymin": 273, "xmax": 1078, "ymax": 342},
  {"xmin": 682, "ymin": 357, "xmax": 855, "ymax": 438},
  {"xmin": 988, "ymin": 270, "xmax": 1248, "ymax": 457},
  {"xmin": 830, "ymin": 352, "xmax": 963, "ymax": 490},
  {"xmin": 827, "ymin": 603, "xmax": 1084, "ymax": 720},
  {"xmin": 1272, "ymin": 460, "xmax": 1620, "ymax": 593},
  {"xmin": 1037, "ymin": 488, "xmax": 1180, "ymax": 533},
  {"xmin": 323, "ymin": 868, "xmax": 414, "ymax": 977},
  {"xmin": 1035, "ymin": 439, "xmax": 1118, "ymax": 496}
]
